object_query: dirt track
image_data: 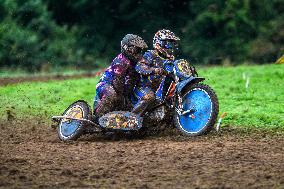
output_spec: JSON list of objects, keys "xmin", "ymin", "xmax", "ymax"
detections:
[{"xmin": 0, "ymin": 119, "xmax": 283, "ymax": 189}]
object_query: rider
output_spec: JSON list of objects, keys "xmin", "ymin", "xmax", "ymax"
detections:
[
  {"xmin": 94, "ymin": 34, "xmax": 148, "ymax": 119},
  {"xmin": 131, "ymin": 29, "xmax": 180, "ymax": 115}
]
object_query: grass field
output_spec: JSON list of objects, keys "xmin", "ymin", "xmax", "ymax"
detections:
[{"xmin": 0, "ymin": 64, "xmax": 283, "ymax": 130}]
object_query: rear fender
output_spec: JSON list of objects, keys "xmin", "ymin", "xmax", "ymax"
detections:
[{"xmin": 176, "ymin": 76, "xmax": 205, "ymax": 93}]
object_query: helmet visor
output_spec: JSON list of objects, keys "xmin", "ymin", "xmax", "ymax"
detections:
[
  {"xmin": 161, "ymin": 40, "xmax": 178, "ymax": 50},
  {"xmin": 128, "ymin": 46, "xmax": 144, "ymax": 55}
]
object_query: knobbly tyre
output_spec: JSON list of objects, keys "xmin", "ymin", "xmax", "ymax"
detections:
[{"xmin": 52, "ymin": 59, "xmax": 219, "ymax": 141}]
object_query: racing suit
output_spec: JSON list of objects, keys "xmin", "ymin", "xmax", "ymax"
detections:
[
  {"xmin": 94, "ymin": 53, "xmax": 139, "ymax": 117},
  {"xmin": 132, "ymin": 50, "xmax": 174, "ymax": 115}
]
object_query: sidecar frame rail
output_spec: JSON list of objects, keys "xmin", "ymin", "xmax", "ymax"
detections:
[{"xmin": 52, "ymin": 116, "xmax": 97, "ymax": 126}]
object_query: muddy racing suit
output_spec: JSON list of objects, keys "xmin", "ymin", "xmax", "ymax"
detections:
[
  {"xmin": 132, "ymin": 50, "xmax": 174, "ymax": 115},
  {"xmin": 94, "ymin": 53, "xmax": 139, "ymax": 118}
]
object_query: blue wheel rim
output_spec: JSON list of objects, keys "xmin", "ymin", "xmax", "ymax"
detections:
[
  {"xmin": 59, "ymin": 105, "xmax": 84, "ymax": 138},
  {"xmin": 60, "ymin": 120, "xmax": 81, "ymax": 137},
  {"xmin": 178, "ymin": 88, "xmax": 212, "ymax": 134}
]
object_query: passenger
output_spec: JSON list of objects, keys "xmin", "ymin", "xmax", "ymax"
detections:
[{"xmin": 94, "ymin": 34, "xmax": 148, "ymax": 119}]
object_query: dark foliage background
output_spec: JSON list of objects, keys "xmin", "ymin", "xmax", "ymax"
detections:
[{"xmin": 0, "ymin": 0, "xmax": 283, "ymax": 71}]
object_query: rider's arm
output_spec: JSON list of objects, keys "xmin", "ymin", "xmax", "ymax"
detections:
[
  {"xmin": 136, "ymin": 51, "xmax": 166, "ymax": 75},
  {"xmin": 135, "ymin": 58, "xmax": 155, "ymax": 75}
]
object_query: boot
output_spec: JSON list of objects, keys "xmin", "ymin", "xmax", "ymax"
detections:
[{"xmin": 131, "ymin": 100, "xmax": 149, "ymax": 116}]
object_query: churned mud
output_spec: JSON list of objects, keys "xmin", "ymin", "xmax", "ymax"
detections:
[{"xmin": 0, "ymin": 119, "xmax": 283, "ymax": 189}]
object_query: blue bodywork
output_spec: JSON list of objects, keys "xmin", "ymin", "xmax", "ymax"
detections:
[
  {"xmin": 176, "ymin": 76, "xmax": 205, "ymax": 93},
  {"xmin": 155, "ymin": 77, "xmax": 165, "ymax": 101}
]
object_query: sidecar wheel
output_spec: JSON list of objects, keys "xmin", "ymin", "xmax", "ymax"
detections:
[
  {"xmin": 174, "ymin": 83, "xmax": 219, "ymax": 136},
  {"xmin": 58, "ymin": 100, "xmax": 92, "ymax": 141}
]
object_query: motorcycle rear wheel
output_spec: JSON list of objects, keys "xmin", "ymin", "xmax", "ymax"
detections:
[{"xmin": 174, "ymin": 83, "xmax": 219, "ymax": 136}]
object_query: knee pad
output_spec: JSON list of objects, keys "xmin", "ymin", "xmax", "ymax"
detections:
[{"xmin": 142, "ymin": 91, "xmax": 155, "ymax": 103}]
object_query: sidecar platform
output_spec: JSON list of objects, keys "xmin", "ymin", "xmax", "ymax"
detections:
[{"xmin": 99, "ymin": 111, "xmax": 142, "ymax": 131}]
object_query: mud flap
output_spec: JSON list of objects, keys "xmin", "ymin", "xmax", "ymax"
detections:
[{"xmin": 99, "ymin": 111, "xmax": 142, "ymax": 130}]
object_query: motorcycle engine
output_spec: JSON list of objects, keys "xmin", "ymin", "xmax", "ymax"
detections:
[{"xmin": 147, "ymin": 105, "xmax": 166, "ymax": 122}]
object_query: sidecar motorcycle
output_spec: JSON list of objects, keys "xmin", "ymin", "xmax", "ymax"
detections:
[{"xmin": 52, "ymin": 59, "xmax": 219, "ymax": 141}]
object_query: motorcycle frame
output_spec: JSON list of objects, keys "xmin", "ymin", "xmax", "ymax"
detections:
[{"xmin": 147, "ymin": 74, "xmax": 205, "ymax": 119}]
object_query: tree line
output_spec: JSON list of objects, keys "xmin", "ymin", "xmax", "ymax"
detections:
[{"xmin": 0, "ymin": 0, "xmax": 283, "ymax": 71}]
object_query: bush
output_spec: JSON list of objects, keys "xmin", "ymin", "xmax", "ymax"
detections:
[
  {"xmin": 1, "ymin": 0, "xmax": 284, "ymax": 69},
  {"xmin": 0, "ymin": 0, "xmax": 88, "ymax": 72}
]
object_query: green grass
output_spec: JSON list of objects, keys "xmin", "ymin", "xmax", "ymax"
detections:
[
  {"xmin": 200, "ymin": 64, "xmax": 284, "ymax": 129},
  {"xmin": 0, "ymin": 64, "xmax": 283, "ymax": 130},
  {"xmin": 0, "ymin": 77, "xmax": 99, "ymax": 120}
]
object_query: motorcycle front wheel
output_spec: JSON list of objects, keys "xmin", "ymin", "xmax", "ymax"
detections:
[
  {"xmin": 57, "ymin": 100, "xmax": 92, "ymax": 141},
  {"xmin": 174, "ymin": 83, "xmax": 219, "ymax": 136}
]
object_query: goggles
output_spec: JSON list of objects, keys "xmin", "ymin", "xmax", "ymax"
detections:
[
  {"xmin": 128, "ymin": 46, "xmax": 144, "ymax": 54},
  {"xmin": 161, "ymin": 40, "xmax": 178, "ymax": 49}
]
